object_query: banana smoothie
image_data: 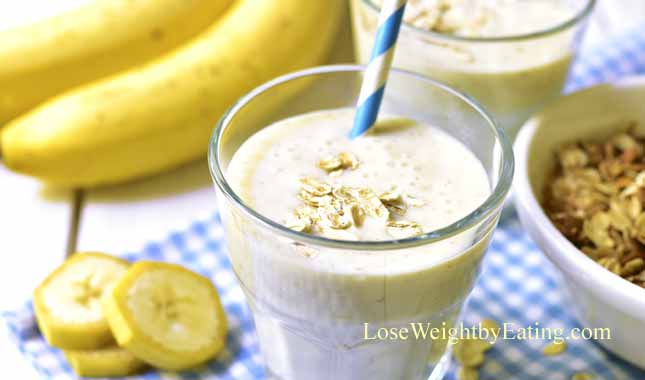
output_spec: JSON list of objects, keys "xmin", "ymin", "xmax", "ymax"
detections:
[
  {"xmin": 351, "ymin": 0, "xmax": 593, "ymax": 138},
  {"xmin": 222, "ymin": 108, "xmax": 496, "ymax": 380}
]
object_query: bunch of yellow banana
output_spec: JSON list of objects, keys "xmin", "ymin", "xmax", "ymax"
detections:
[
  {"xmin": 1, "ymin": 0, "xmax": 344, "ymax": 187},
  {"xmin": 35, "ymin": 252, "xmax": 227, "ymax": 377},
  {"xmin": 0, "ymin": 0, "xmax": 233, "ymax": 124}
]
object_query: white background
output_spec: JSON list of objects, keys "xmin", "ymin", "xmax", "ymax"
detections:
[{"xmin": 1, "ymin": 0, "xmax": 644, "ymax": 377}]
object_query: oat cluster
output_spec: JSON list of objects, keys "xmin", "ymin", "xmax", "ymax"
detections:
[
  {"xmin": 317, "ymin": 151, "xmax": 359, "ymax": 178},
  {"xmin": 285, "ymin": 152, "xmax": 425, "ymax": 240},
  {"xmin": 544, "ymin": 128, "xmax": 645, "ymax": 287}
]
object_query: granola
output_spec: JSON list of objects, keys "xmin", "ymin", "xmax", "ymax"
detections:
[{"xmin": 544, "ymin": 127, "xmax": 645, "ymax": 288}]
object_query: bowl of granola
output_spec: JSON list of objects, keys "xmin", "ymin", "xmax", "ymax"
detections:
[{"xmin": 514, "ymin": 76, "xmax": 645, "ymax": 368}]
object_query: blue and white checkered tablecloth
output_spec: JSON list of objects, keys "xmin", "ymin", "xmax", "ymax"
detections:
[{"xmin": 4, "ymin": 27, "xmax": 645, "ymax": 380}]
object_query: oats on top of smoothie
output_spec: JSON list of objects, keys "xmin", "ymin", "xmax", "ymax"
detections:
[
  {"xmin": 299, "ymin": 177, "xmax": 332, "ymax": 196},
  {"xmin": 332, "ymin": 186, "xmax": 356, "ymax": 202},
  {"xmin": 380, "ymin": 189, "xmax": 408, "ymax": 216},
  {"xmin": 348, "ymin": 202, "xmax": 366, "ymax": 227},
  {"xmin": 404, "ymin": 0, "xmax": 492, "ymax": 35},
  {"xmin": 319, "ymin": 203, "xmax": 352, "ymax": 230},
  {"xmin": 284, "ymin": 216, "xmax": 311, "ymax": 233},
  {"xmin": 379, "ymin": 189, "xmax": 402, "ymax": 203},
  {"xmin": 287, "ymin": 154, "xmax": 428, "ymax": 239},
  {"xmin": 357, "ymin": 188, "xmax": 390, "ymax": 220},
  {"xmin": 377, "ymin": 0, "xmax": 573, "ymax": 38},
  {"xmin": 374, "ymin": 0, "xmax": 493, "ymax": 36},
  {"xmin": 544, "ymin": 126, "xmax": 645, "ymax": 288},
  {"xmin": 339, "ymin": 152, "xmax": 360, "ymax": 169},
  {"xmin": 317, "ymin": 151, "xmax": 359, "ymax": 177},
  {"xmin": 298, "ymin": 189, "xmax": 332, "ymax": 208},
  {"xmin": 317, "ymin": 155, "xmax": 343, "ymax": 172},
  {"xmin": 385, "ymin": 220, "xmax": 422, "ymax": 239}
]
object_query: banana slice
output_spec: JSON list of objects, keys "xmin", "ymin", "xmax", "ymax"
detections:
[
  {"xmin": 34, "ymin": 252, "xmax": 129, "ymax": 350},
  {"xmin": 103, "ymin": 261, "xmax": 227, "ymax": 370},
  {"xmin": 64, "ymin": 346, "xmax": 147, "ymax": 377}
]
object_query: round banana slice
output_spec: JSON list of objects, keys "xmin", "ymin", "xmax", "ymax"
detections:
[
  {"xmin": 64, "ymin": 346, "xmax": 147, "ymax": 377},
  {"xmin": 102, "ymin": 261, "xmax": 227, "ymax": 370},
  {"xmin": 34, "ymin": 252, "xmax": 129, "ymax": 350}
]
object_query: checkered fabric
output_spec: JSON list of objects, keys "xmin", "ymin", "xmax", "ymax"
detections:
[{"xmin": 4, "ymin": 27, "xmax": 645, "ymax": 380}]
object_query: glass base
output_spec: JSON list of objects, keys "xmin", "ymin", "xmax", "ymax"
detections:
[{"xmin": 263, "ymin": 350, "xmax": 452, "ymax": 380}]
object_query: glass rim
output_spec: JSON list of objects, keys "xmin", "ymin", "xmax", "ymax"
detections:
[
  {"xmin": 208, "ymin": 64, "xmax": 514, "ymax": 250},
  {"xmin": 362, "ymin": 0, "xmax": 596, "ymax": 43}
]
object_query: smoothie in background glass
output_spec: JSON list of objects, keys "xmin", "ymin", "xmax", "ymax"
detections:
[
  {"xmin": 351, "ymin": 0, "xmax": 595, "ymax": 139},
  {"xmin": 209, "ymin": 66, "xmax": 514, "ymax": 380}
]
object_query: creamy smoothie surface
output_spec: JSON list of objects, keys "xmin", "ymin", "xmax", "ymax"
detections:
[
  {"xmin": 227, "ymin": 108, "xmax": 490, "ymax": 242},
  {"xmin": 353, "ymin": 0, "xmax": 582, "ymax": 139},
  {"xmin": 365, "ymin": 0, "xmax": 577, "ymax": 71},
  {"xmin": 388, "ymin": 0, "xmax": 573, "ymax": 38}
]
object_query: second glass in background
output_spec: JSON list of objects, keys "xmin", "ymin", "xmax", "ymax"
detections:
[{"xmin": 351, "ymin": 0, "xmax": 596, "ymax": 139}]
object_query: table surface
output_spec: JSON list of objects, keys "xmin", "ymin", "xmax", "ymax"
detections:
[{"xmin": 2, "ymin": 1, "xmax": 644, "ymax": 378}]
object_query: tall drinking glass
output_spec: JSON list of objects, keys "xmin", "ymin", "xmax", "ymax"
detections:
[
  {"xmin": 351, "ymin": 0, "xmax": 595, "ymax": 139},
  {"xmin": 209, "ymin": 66, "xmax": 514, "ymax": 380}
]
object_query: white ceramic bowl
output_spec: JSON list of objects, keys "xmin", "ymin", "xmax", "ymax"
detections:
[{"xmin": 514, "ymin": 76, "xmax": 645, "ymax": 368}]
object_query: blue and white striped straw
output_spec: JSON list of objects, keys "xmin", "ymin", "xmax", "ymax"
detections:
[{"xmin": 350, "ymin": 0, "xmax": 407, "ymax": 139}]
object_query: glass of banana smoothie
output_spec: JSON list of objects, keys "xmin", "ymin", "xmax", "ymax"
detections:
[
  {"xmin": 351, "ymin": 0, "xmax": 595, "ymax": 139},
  {"xmin": 209, "ymin": 66, "xmax": 513, "ymax": 380}
]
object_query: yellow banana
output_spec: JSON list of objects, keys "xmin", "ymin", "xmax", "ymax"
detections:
[
  {"xmin": 103, "ymin": 261, "xmax": 228, "ymax": 370},
  {"xmin": 0, "ymin": 0, "xmax": 233, "ymax": 124},
  {"xmin": 64, "ymin": 346, "xmax": 147, "ymax": 377},
  {"xmin": 2, "ymin": 0, "xmax": 344, "ymax": 187},
  {"xmin": 33, "ymin": 253, "xmax": 130, "ymax": 350}
]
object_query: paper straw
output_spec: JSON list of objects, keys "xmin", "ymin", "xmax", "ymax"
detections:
[{"xmin": 350, "ymin": 0, "xmax": 407, "ymax": 139}]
